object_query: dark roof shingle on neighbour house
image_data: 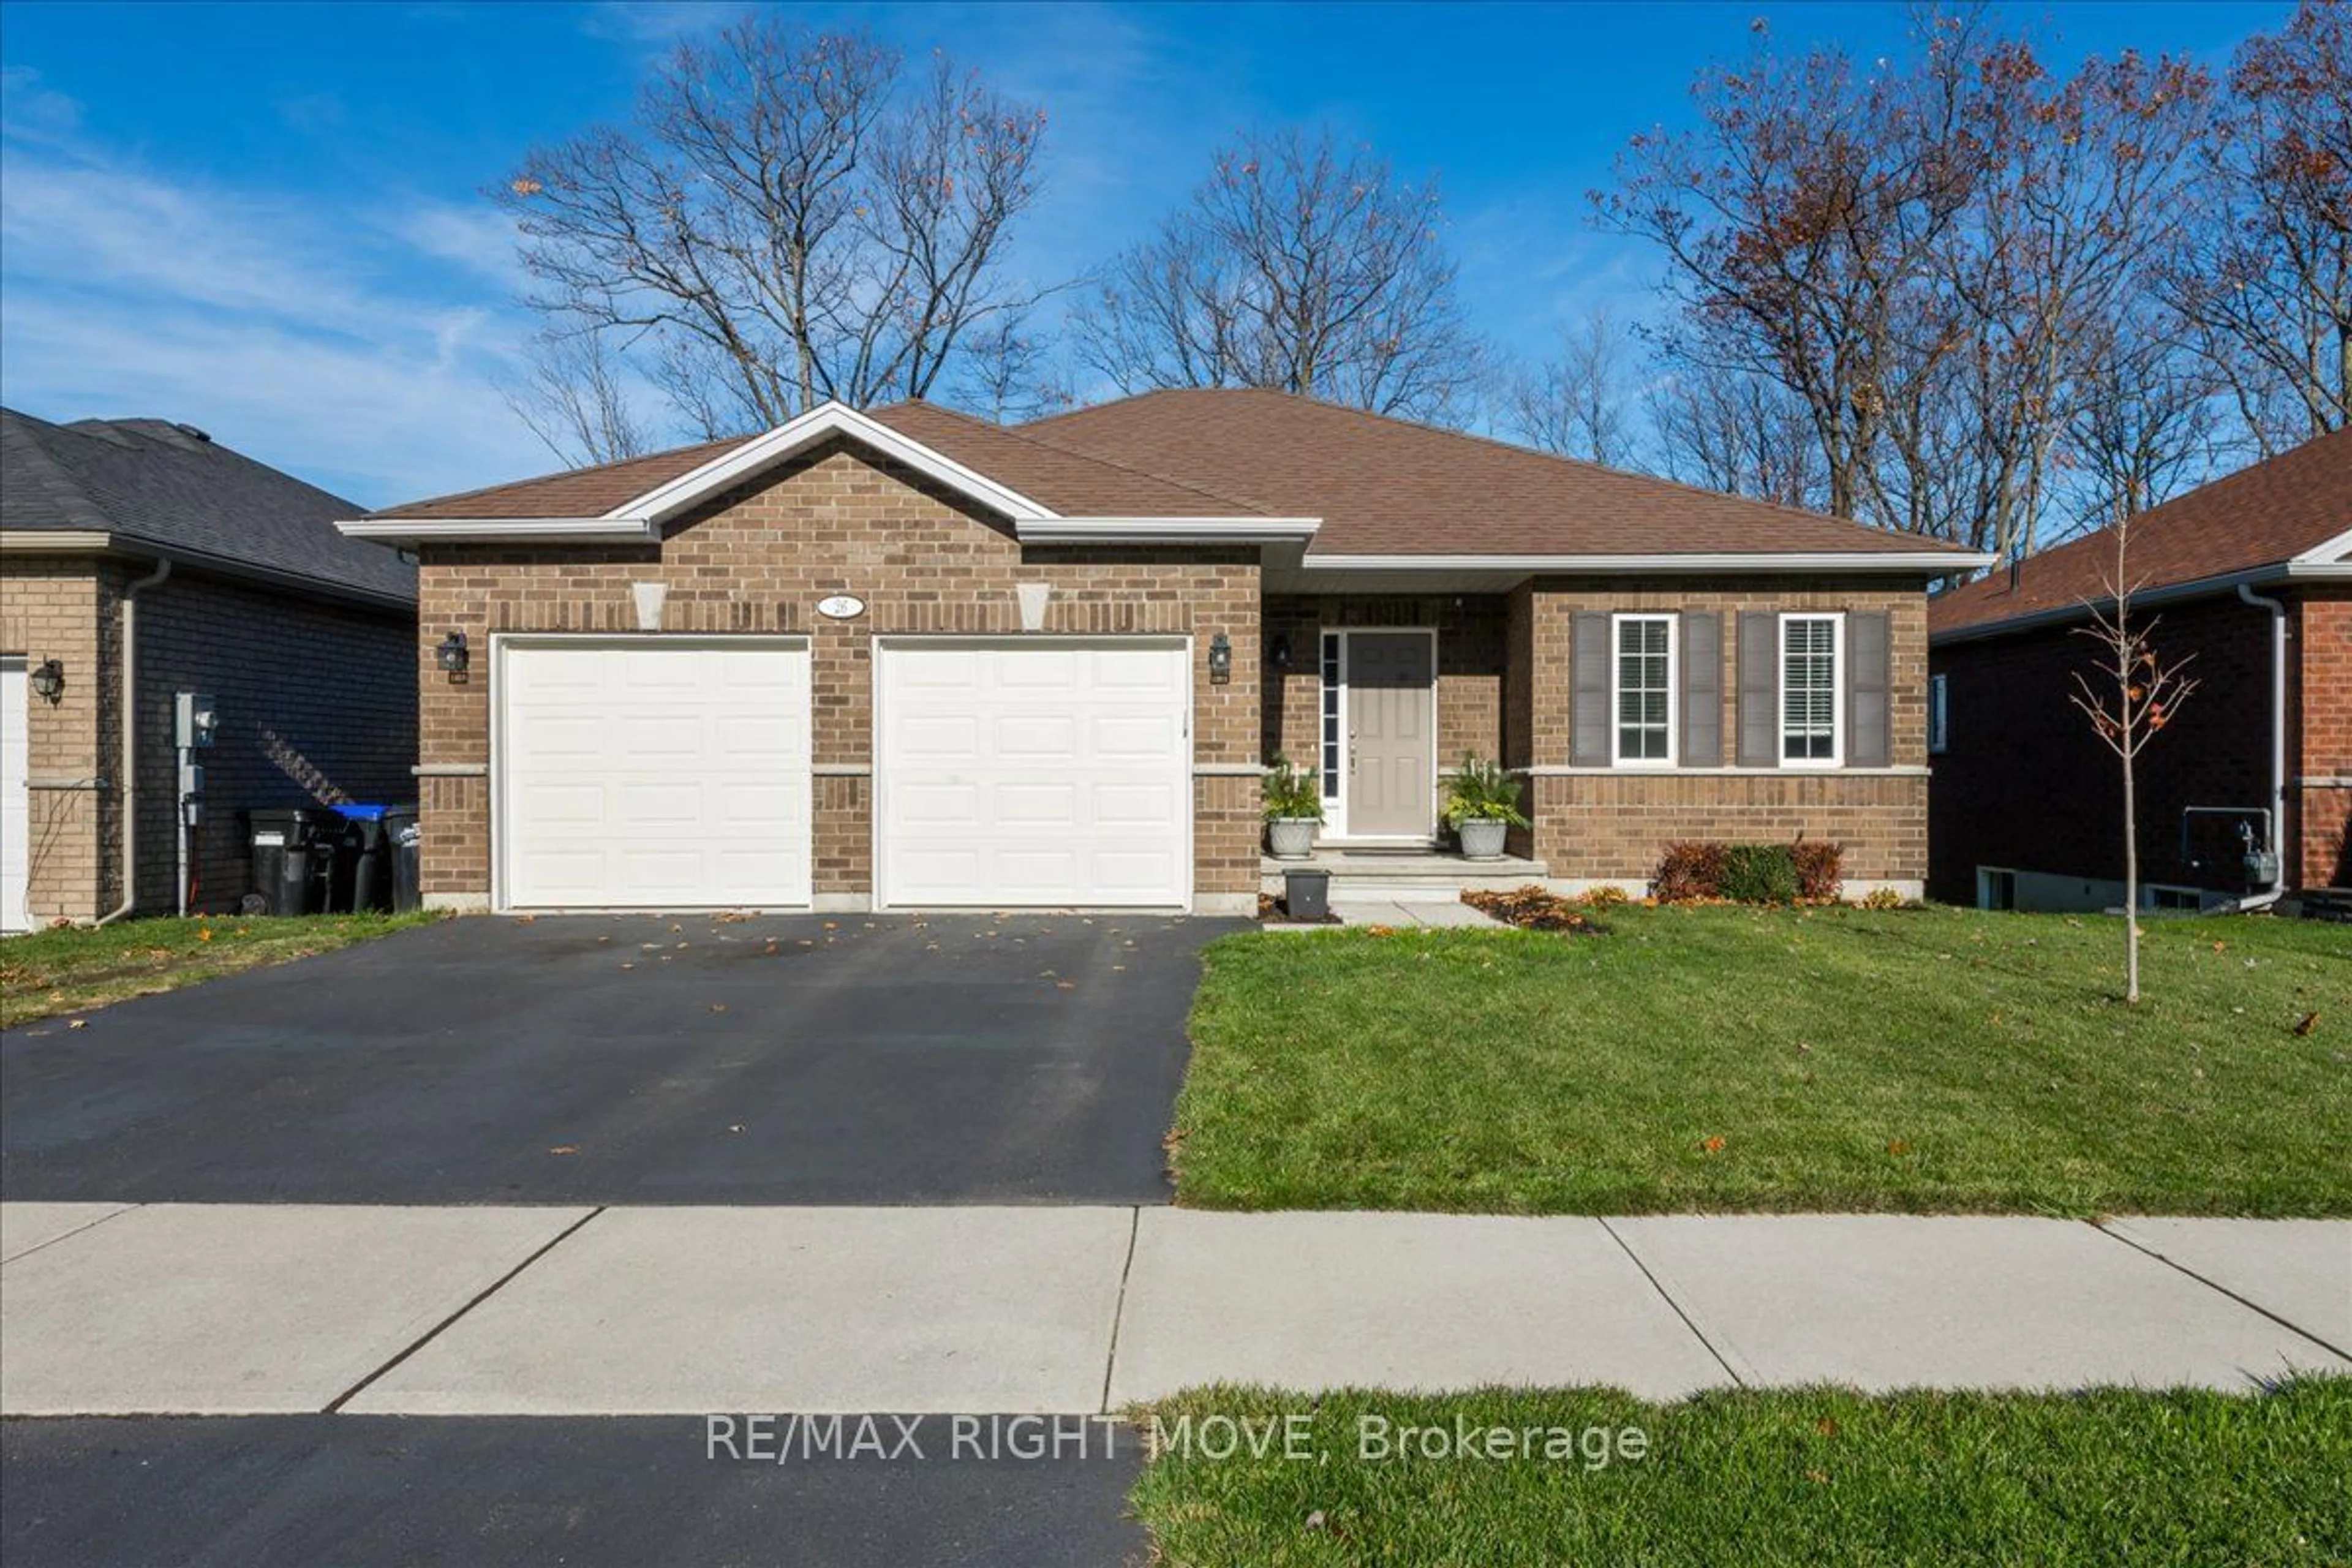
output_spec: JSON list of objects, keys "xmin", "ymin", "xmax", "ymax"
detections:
[
  {"xmin": 1, "ymin": 408, "xmax": 415, "ymax": 604},
  {"xmin": 1931, "ymin": 428, "xmax": 2352, "ymax": 639},
  {"xmin": 369, "ymin": 387, "xmax": 1983, "ymax": 561}
]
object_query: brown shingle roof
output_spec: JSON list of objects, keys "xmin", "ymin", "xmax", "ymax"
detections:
[
  {"xmin": 1024, "ymin": 388, "xmax": 1962, "ymax": 557},
  {"xmin": 369, "ymin": 386, "xmax": 1985, "ymax": 562},
  {"xmin": 1931, "ymin": 429, "xmax": 2352, "ymax": 638},
  {"xmin": 368, "ymin": 402, "xmax": 1262, "ymax": 522}
]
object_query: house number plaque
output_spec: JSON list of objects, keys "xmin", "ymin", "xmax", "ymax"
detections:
[{"xmin": 816, "ymin": 595, "xmax": 866, "ymax": 620}]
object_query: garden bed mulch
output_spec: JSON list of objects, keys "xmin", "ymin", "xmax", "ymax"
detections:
[{"xmin": 1461, "ymin": 884, "xmax": 1610, "ymax": 933}]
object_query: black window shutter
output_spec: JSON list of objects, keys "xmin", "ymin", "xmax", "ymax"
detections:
[
  {"xmin": 1571, "ymin": 612, "xmax": 1611, "ymax": 766},
  {"xmin": 1736, "ymin": 612, "xmax": 1779, "ymax": 767},
  {"xmin": 1679, "ymin": 611, "xmax": 1722, "ymax": 767},
  {"xmin": 1848, "ymin": 610, "xmax": 1891, "ymax": 767}
]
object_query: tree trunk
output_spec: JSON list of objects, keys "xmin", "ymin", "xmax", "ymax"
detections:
[{"xmin": 2122, "ymin": 734, "xmax": 2141, "ymax": 1005}]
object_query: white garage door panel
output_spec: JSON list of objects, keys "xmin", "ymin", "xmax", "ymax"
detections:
[
  {"xmin": 2, "ymin": 656, "xmax": 29, "ymax": 933},
  {"xmin": 500, "ymin": 639, "xmax": 810, "ymax": 910},
  {"xmin": 879, "ymin": 641, "xmax": 1189, "ymax": 908}
]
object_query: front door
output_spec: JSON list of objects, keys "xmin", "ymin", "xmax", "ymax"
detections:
[{"xmin": 1346, "ymin": 633, "xmax": 1434, "ymax": 837}]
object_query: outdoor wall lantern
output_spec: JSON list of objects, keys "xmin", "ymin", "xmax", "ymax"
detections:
[
  {"xmin": 435, "ymin": 630, "xmax": 470, "ymax": 680},
  {"xmin": 29, "ymin": 658, "xmax": 65, "ymax": 704},
  {"xmin": 1268, "ymin": 632, "xmax": 1294, "ymax": 673},
  {"xmin": 1207, "ymin": 632, "xmax": 1232, "ymax": 685}
]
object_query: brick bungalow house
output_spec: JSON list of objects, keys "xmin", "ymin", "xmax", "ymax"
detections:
[
  {"xmin": 1929, "ymin": 429, "xmax": 2350, "ymax": 912},
  {"xmin": 1, "ymin": 410, "xmax": 417, "ymax": 929},
  {"xmin": 342, "ymin": 391, "xmax": 1986, "ymax": 916}
]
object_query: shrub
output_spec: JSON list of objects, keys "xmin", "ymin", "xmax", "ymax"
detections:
[
  {"xmin": 1859, "ymin": 886, "xmax": 1906, "ymax": 911},
  {"xmin": 1721, "ymin": 844, "xmax": 1801, "ymax": 905},
  {"xmin": 1792, "ymin": 839, "xmax": 1844, "ymax": 902},
  {"xmin": 1653, "ymin": 842, "xmax": 1729, "ymax": 902},
  {"xmin": 1441, "ymin": 753, "xmax": 1530, "ymax": 827},
  {"xmin": 1261, "ymin": 755, "xmax": 1323, "ymax": 822}
]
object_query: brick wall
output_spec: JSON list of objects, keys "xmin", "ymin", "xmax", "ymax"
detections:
[
  {"xmin": 1260, "ymin": 594, "xmax": 1510, "ymax": 774},
  {"xmin": 1, "ymin": 560, "xmax": 116, "ymax": 922},
  {"xmin": 1929, "ymin": 587, "xmax": 2329, "ymax": 903},
  {"xmin": 3, "ymin": 558, "xmax": 413, "ymax": 920},
  {"xmin": 2293, "ymin": 586, "xmax": 2349, "ymax": 888},
  {"xmin": 416, "ymin": 439, "xmax": 1261, "ymax": 907},
  {"xmin": 1257, "ymin": 577, "xmax": 1931, "ymax": 884},
  {"xmin": 133, "ymin": 570, "xmax": 416, "ymax": 913},
  {"xmin": 1526, "ymin": 578, "xmax": 1929, "ymax": 882}
]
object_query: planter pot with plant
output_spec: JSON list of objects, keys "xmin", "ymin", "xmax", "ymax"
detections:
[
  {"xmin": 1442, "ymin": 753, "xmax": 1528, "ymax": 861},
  {"xmin": 1262, "ymin": 755, "xmax": 1324, "ymax": 860}
]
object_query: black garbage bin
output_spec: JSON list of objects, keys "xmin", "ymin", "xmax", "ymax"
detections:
[
  {"xmin": 248, "ymin": 808, "xmax": 324, "ymax": 916},
  {"xmin": 385, "ymin": 803, "xmax": 422, "ymax": 914},
  {"xmin": 332, "ymin": 804, "xmax": 393, "ymax": 913}
]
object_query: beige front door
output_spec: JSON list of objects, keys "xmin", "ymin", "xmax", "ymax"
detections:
[{"xmin": 1346, "ymin": 632, "xmax": 1434, "ymax": 837}]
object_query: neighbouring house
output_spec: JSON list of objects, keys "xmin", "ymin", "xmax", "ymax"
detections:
[
  {"xmin": 1929, "ymin": 429, "xmax": 2350, "ymax": 913},
  {"xmin": 341, "ymin": 391, "xmax": 1986, "ymax": 916},
  {"xmin": 1, "ymin": 410, "xmax": 417, "ymax": 930}
]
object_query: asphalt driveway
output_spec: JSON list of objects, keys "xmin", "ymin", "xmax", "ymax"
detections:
[{"xmin": 0, "ymin": 911, "xmax": 1242, "ymax": 1205}]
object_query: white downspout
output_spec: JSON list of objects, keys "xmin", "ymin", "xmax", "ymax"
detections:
[
  {"xmin": 94, "ymin": 557, "xmax": 172, "ymax": 927},
  {"xmin": 2237, "ymin": 581, "xmax": 2289, "ymax": 909}
]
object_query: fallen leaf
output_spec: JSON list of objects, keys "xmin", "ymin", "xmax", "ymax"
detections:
[
  {"xmin": 1700, "ymin": 1135, "xmax": 1727, "ymax": 1155},
  {"xmin": 1815, "ymin": 1417, "xmax": 1840, "ymax": 1437},
  {"xmin": 67, "ymin": 1019, "xmax": 88, "ymax": 1030},
  {"xmin": 1886, "ymin": 1139, "xmax": 1910, "ymax": 1156},
  {"xmin": 709, "ymin": 1003, "xmax": 729, "ymax": 1014},
  {"xmin": 2293, "ymin": 1011, "xmax": 2320, "ymax": 1038},
  {"xmin": 548, "ymin": 1145, "xmax": 579, "ymax": 1156}
]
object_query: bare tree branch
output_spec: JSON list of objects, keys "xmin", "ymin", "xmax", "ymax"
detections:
[
  {"xmin": 494, "ymin": 19, "xmax": 1049, "ymax": 437},
  {"xmin": 1073, "ymin": 128, "xmax": 1484, "ymax": 419}
]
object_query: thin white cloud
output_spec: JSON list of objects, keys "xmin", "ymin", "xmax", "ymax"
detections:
[{"xmin": 0, "ymin": 105, "xmax": 549, "ymax": 505}]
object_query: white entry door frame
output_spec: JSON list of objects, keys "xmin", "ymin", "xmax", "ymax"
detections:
[{"xmin": 1317, "ymin": 626, "xmax": 1439, "ymax": 844}]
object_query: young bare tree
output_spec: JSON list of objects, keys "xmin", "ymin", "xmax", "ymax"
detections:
[
  {"xmin": 1508, "ymin": 310, "xmax": 1638, "ymax": 466},
  {"xmin": 500, "ymin": 328, "xmax": 652, "ymax": 468},
  {"xmin": 2168, "ymin": 0, "xmax": 2351, "ymax": 454},
  {"xmin": 1073, "ymin": 128, "xmax": 1483, "ymax": 418},
  {"xmin": 496, "ymin": 20, "xmax": 1047, "ymax": 439},
  {"xmin": 2067, "ymin": 520, "xmax": 2201, "ymax": 1003}
]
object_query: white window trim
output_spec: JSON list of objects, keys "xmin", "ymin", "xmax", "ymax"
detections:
[
  {"xmin": 1778, "ymin": 611, "xmax": 1845, "ymax": 769},
  {"xmin": 1928, "ymin": 671, "xmax": 1949, "ymax": 755},
  {"xmin": 1610, "ymin": 612, "xmax": 1678, "ymax": 768}
]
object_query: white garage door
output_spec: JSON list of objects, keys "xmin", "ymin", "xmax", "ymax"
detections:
[
  {"xmin": 497, "ymin": 638, "xmax": 811, "ymax": 911},
  {"xmin": 876, "ymin": 639, "xmax": 1190, "ymax": 908},
  {"xmin": 2, "ymin": 656, "xmax": 28, "ymax": 933}
]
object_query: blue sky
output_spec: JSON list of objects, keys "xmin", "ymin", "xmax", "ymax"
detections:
[{"xmin": 0, "ymin": 1, "xmax": 2284, "ymax": 508}]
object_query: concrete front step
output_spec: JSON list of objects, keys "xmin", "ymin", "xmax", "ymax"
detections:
[{"xmin": 1259, "ymin": 849, "xmax": 1549, "ymax": 899}]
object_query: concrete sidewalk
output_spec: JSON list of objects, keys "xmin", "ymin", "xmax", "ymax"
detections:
[{"xmin": 3, "ymin": 1203, "xmax": 2344, "ymax": 1416}]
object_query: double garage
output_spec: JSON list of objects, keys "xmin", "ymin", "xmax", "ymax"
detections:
[{"xmin": 493, "ymin": 635, "xmax": 1194, "ymax": 913}]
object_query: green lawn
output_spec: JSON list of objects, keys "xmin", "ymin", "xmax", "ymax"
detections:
[
  {"xmin": 0, "ymin": 911, "xmax": 442, "ymax": 1028},
  {"xmin": 1131, "ymin": 1382, "xmax": 2352, "ymax": 1567},
  {"xmin": 1175, "ymin": 906, "xmax": 2352, "ymax": 1215}
]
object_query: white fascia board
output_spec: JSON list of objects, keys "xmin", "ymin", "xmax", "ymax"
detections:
[
  {"xmin": 1015, "ymin": 516, "xmax": 1322, "ymax": 545},
  {"xmin": 610, "ymin": 401, "xmax": 1059, "ymax": 527},
  {"xmin": 337, "ymin": 516, "xmax": 660, "ymax": 546},
  {"xmin": 1302, "ymin": 550, "xmax": 1996, "ymax": 575},
  {"xmin": 2289, "ymin": 526, "xmax": 2352, "ymax": 565}
]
